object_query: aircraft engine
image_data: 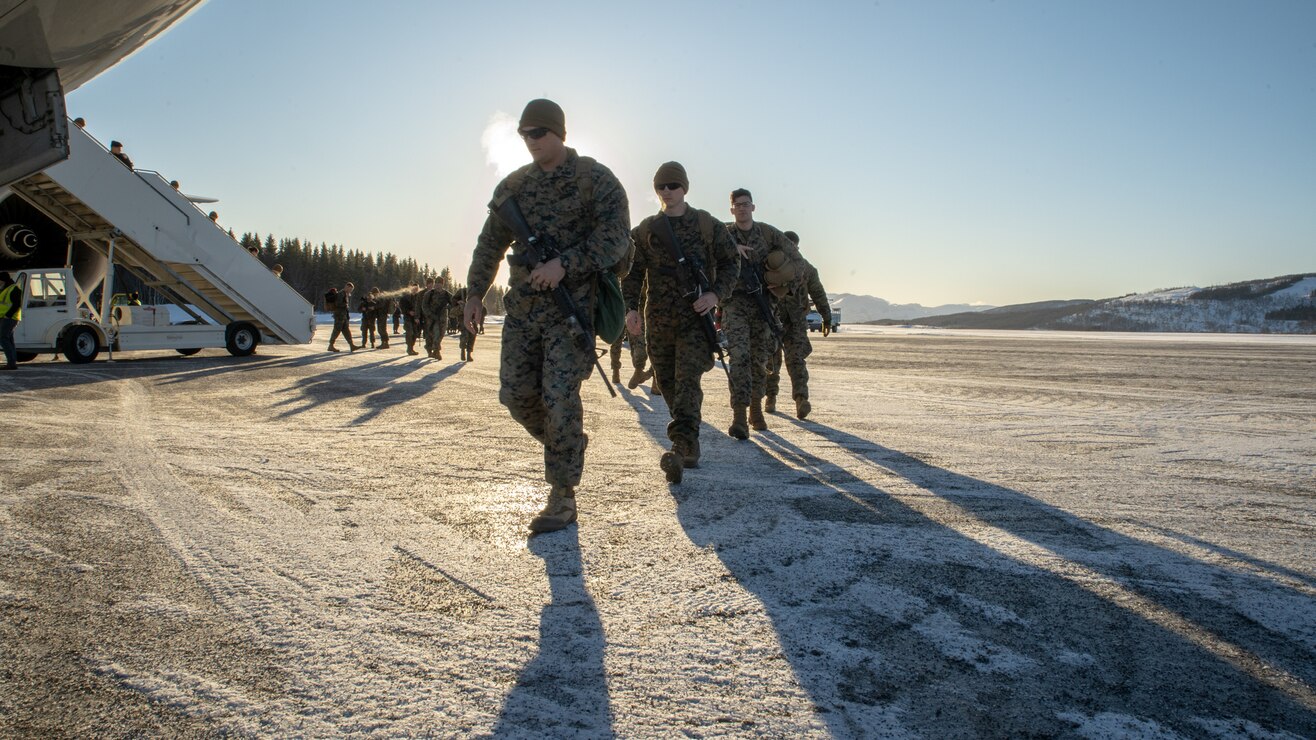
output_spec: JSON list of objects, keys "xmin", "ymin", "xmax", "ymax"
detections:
[{"xmin": 0, "ymin": 222, "xmax": 39, "ymax": 260}]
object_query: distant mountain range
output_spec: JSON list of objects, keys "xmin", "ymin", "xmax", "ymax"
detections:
[
  {"xmin": 829, "ymin": 294, "xmax": 995, "ymax": 323},
  {"xmin": 859, "ymin": 273, "xmax": 1316, "ymax": 334}
]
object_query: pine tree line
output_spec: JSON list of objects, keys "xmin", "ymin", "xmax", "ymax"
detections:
[{"xmin": 234, "ymin": 232, "xmax": 507, "ymax": 314}]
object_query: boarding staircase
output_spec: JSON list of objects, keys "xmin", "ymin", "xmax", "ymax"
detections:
[{"xmin": 7, "ymin": 124, "xmax": 314, "ymax": 344}]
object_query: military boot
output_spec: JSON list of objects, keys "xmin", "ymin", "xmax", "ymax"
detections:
[
  {"xmin": 660, "ymin": 450, "xmax": 683, "ymax": 484},
  {"xmin": 627, "ymin": 367, "xmax": 653, "ymax": 389},
  {"xmin": 529, "ymin": 485, "xmax": 577, "ymax": 533},
  {"xmin": 460, "ymin": 348, "xmax": 467, "ymax": 361},
  {"xmin": 612, "ymin": 367, "xmax": 621, "ymax": 384},
  {"xmin": 764, "ymin": 394, "xmax": 777, "ymax": 413},
  {"xmin": 749, "ymin": 400, "xmax": 768, "ymax": 431},
  {"xmin": 795, "ymin": 396, "xmax": 812, "ymax": 420},
  {"xmin": 651, "ymin": 376, "xmax": 662, "ymax": 397},
  {"xmin": 676, "ymin": 438, "xmax": 700, "ymax": 469},
  {"xmin": 728, "ymin": 407, "xmax": 749, "ymax": 440}
]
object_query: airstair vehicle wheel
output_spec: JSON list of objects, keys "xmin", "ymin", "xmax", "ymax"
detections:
[
  {"xmin": 176, "ymin": 347, "xmax": 202, "ymax": 356},
  {"xmin": 226, "ymin": 322, "xmax": 258, "ymax": 357},
  {"xmin": 15, "ymin": 352, "xmax": 38, "ymax": 363},
  {"xmin": 61, "ymin": 326, "xmax": 100, "ymax": 364}
]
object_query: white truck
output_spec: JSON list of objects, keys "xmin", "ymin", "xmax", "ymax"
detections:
[
  {"xmin": 2, "ymin": 121, "xmax": 314, "ymax": 364},
  {"xmin": 806, "ymin": 309, "xmax": 841, "ymax": 333}
]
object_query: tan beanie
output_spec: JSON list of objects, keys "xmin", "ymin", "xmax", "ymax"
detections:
[
  {"xmin": 519, "ymin": 99, "xmax": 565, "ymax": 139},
  {"xmin": 653, "ymin": 161, "xmax": 689, "ymax": 193}
]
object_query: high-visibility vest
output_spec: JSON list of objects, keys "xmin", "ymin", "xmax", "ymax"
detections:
[{"xmin": 0, "ymin": 283, "xmax": 20, "ymax": 322}]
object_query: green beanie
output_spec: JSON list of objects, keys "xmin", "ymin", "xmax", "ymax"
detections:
[
  {"xmin": 653, "ymin": 161, "xmax": 689, "ymax": 193},
  {"xmin": 519, "ymin": 99, "xmax": 565, "ymax": 139}
]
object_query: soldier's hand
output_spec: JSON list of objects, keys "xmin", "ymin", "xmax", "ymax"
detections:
[
  {"xmin": 625, "ymin": 309, "xmax": 642, "ymax": 337},
  {"xmin": 821, "ymin": 322, "xmax": 831, "ymax": 337},
  {"xmin": 463, "ymin": 296, "xmax": 486, "ymax": 334},
  {"xmin": 735, "ymin": 243, "xmax": 753, "ymax": 259},
  {"xmin": 528, "ymin": 257, "xmax": 565, "ymax": 291},
  {"xmin": 692, "ymin": 292, "xmax": 718, "ymax": 316}
]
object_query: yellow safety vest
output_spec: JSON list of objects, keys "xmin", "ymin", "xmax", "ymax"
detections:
[{"xmin": 0, "ymin": 283, "xmax": 20, "ymax": 321}]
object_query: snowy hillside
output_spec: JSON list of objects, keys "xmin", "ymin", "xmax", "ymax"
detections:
[{"xmin": 1053, "ymin": 274, "xmax": 1316, "ymax": 333}]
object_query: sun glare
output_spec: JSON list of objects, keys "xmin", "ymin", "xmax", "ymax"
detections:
[{"xmin": 481, "ymin": 111, "xmax": 527, "ymax": 177}]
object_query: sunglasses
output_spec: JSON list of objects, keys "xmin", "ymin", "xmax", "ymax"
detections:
[
  {"xmin": 655, "ymin": 182, "xmax": 684, "ymax": 192},
  {"xmin": 518, "ymin": 127, "xmax": 551, "ymax": 140}
]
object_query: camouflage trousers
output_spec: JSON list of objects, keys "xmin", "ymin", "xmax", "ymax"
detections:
[
  {"xmin": 404, "ymin": 316, "xmax": 419, "ymax": 349},
  {"xmin": 722, "ymin": 291, "xmax": 774, "ymax": 408},
  {"xmin": 499, "ymin": 310, "xmax": 595, "ymax": 487},
  {"xmin": 647, "ymin": 308, "xmax": 714, "ymax": 451},
  {"xmin": 767, "ymin": 303, "xmax": 812, "ymax": 400},
  {"xmin": 375, "ymin": 314, "xmax": 390, "ymax": 346},
  {"xmin": 360, "ymin": 314, "xmax": 376, "ymax": 346},
  {"xmin": 459, "ymin": 325, "xmax": 477, "ymax": 354},
  {"xmin": 609, "ymin": 324, "xmax": 648, "ymax": 372},
  {"xmin": 425, "ymin": 314, "xmax": 447, "ymax": 353},
  {"xmin": 328, "ymin": 314, "xmax": 354, "ymax": 347}
]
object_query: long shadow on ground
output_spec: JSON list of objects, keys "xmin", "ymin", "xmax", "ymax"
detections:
[{"xmin": 656, "ymin": 412, "xmax": 1316, "ymax": 736}]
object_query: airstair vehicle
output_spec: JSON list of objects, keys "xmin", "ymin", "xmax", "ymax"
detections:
[{"xmin": 3, "ymin": 122, "xmax": 315, "ymax": 364}]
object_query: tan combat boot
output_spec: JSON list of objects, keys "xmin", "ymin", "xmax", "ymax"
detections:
[
  {"xmin": 749, "ymin": 400, "xmax": 768, "ymax": 431},
  {"xmin": 764, "ymin": 394, "xmax": 777, "ymax": 413},
  {"xmin": 660, "ymin": 450, "xmax": 683, "ymax": 484},
  {"xmin": 627, "ymin": 367, "xmax": 653, "ymax": 389},
  {"xmin": 529, "ymin": 486, "xmax": 577, "ymax": 533},
  {"xmin": 728, "ymin": 407, "xmax": 749, "ymax": 440},
  {"xmin": 677, "ymin": 439, "xmax": 700, "ymax": 469},
  {"xmin": 795, "ymin": 396, "xmax": 812, "ymax": 420}
]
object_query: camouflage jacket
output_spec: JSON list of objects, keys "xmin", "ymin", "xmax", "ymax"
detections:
[
  {"xmin": 421, "ymin": 287, "xmax": 452, "ymax": 319},
  {"xmin": 724, "ymin": 220, "xmax": 800, "ymax": 297},
  {"xmin": 467, "ymin": 149, "xmax": 631, "ymax": 320},
  {"xmin": 625, "ymin": 208, "xmax": 739, "ymax": 319},
  {"xmin": 784, "ymin": 258, "xmax": 831, "ymax": 323}
]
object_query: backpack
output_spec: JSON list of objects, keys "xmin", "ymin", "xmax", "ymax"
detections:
[
  {"xmin": 324, "ymin": 288, "xmax": 338, "ymax": 311},
  {"xmin": 501, "ymin": 153, "xmax": 628, "ymax": 342}
]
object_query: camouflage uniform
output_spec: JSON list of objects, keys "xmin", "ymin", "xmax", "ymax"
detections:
[
  {"xmin": 358, "ymin": 292, "xmax": 377, "ymax": 348},
  {"xmin": 374, "ymin": 295, "xmax": 392, "ymax": 349},
  {"xmin": 327, "ymin": 288, "xmax": 356, "ymax": 351},
  {"xmin": 451, "ymin": 288, "xmax": 478, "ymax": 361},
  {"xmin": 626, "ymin": 210, "xmax": 738, "ymax": 463},
  {"xmin": 467, "ymin": 148, "xmax": 630, "ymax": 488},
  {"xmin": 398, "ymin": 289, "xmax": 421, "ymax": 355},
  {"xmin": 767, "ymin": 258, "xmax": 830, "ymax": 412},
  {"xmin": 421, "ymin": 284, "xmax": 452, "ymax": 359},
  {"xmin": 610, "ymin": 246, "xmax": 650, "ymax": 384},
  {"xmin": 723, "ymin": 222, "xmax": 798, "ymax": 425}
]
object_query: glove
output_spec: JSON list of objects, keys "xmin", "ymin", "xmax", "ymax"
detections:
[{"xmin": 821, "ymin": 322, "xmax": 831, "ymax": 337}]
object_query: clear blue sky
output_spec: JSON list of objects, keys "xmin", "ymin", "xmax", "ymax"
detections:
[{"xmin": 67, "ymin": 0, "xmax": 1315, "ymax": 307}]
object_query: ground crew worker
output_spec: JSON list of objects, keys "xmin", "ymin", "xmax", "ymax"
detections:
[
  {"xmin": 0, "ymin": 272, "xmax": 22, "ymax": 370},
  {"xmin": 463, "ymin": 98, "xmax": 630, "ymax": 533},
  {"xmin": 625, "ymin": 162, "xmax": 738, "ymax": 484},
  {"xmin": 723, "ymin": 189, "xmax": 800, "ymax": 438},
  {"xmin": 421, "ymin": 277, "xmax": 452, "ymax": 360},
  {"xmin": 766, "ymin": 230, "xmax": 831, "ymax": 419}
]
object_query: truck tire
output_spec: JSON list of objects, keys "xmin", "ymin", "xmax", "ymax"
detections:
[
  {"xmin": 15, "ymin": 352, "xmax": 37, "ymax": 363},
  {"xmin": 226, "ymin": 322, "xmax": 259, "ymax": 357},
  {"xmin": 61, "ymin": 326, "xmax": 100, "ymax": 364},
  {"xmin": 176, "ymin": 347, "xmax": 202, "ymax": 356}
]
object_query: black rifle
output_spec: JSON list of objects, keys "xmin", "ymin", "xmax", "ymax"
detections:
[
  {"xmin": 491, "ymin": 196, "xmax": 616, "ymax": 398},
  {"xmin": 652, "ymin": 215, "xmax": 731, "ymax": 382},
  {"xmin": 731, "ymin": 229, "xmax": 785, "ymax": 352}
]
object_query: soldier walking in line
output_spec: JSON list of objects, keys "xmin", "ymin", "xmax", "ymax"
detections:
[
  {"xmin": 421, "ymin": 277, "xmax": 452, "ymax": 360},
  {"xmin": 327, "ymin": 281, "xmax": 359, "ymax": 352},
  {"xmin": 722, "ymin": 189, "xmax": 800, "ymax": 438},
  {"xmin": 452, "ymin": 287, "xmax": 479, "ymax": 362},
  {"xmin": 625, "ymin": 162, "xmax": 738, "ymax": 483},
  {"xmin": 463, "ymin": 98, "xmax": 630, "ymax": 533},
  {"xmin": 610, "ymin": 311, "xmax": 651, "ymax": 388},
  {"xmin": 398, "ymin": 283, "xmax": 421, "ymax": 355},
  {"xmin": 358, "ymin": 287, "xmax": 377, "ymax": 348},
  {"xmin": 372, "ymin": 287, "xmax": 391, "ymax": 349},
  {"xmin": 765, "ymin": 230, "xmax": 831, "ymax": 419}
]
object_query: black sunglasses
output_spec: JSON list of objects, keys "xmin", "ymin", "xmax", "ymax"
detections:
[
  {"xmin": 518, "ymin": 127, "xmax": 551, "ymax": 140},
  {"xmin": 655, "ymin": 182, "xmax": 684, "ymax": 192}
]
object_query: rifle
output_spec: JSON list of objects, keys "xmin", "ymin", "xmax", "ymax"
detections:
[
  {"xmin": 731, "ymin": 228, "xmax": 785, "ymax": 353},
  {"xmin": 652, "ymin": 215, "xmax": 731, "ymax": 383},
  {"xmin": 491, "ymin": 196, "xmax": 616, "ymax": 398}
]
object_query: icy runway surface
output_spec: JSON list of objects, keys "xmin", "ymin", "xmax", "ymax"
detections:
[{"xmin": 2, "ymin": 327, "xmax": 1314, "ymax": 738}]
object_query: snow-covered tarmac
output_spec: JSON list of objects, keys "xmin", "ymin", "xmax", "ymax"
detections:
[{"xmin": 2, "ymin": 326, "xmax": 1314, "ymax": 738}]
